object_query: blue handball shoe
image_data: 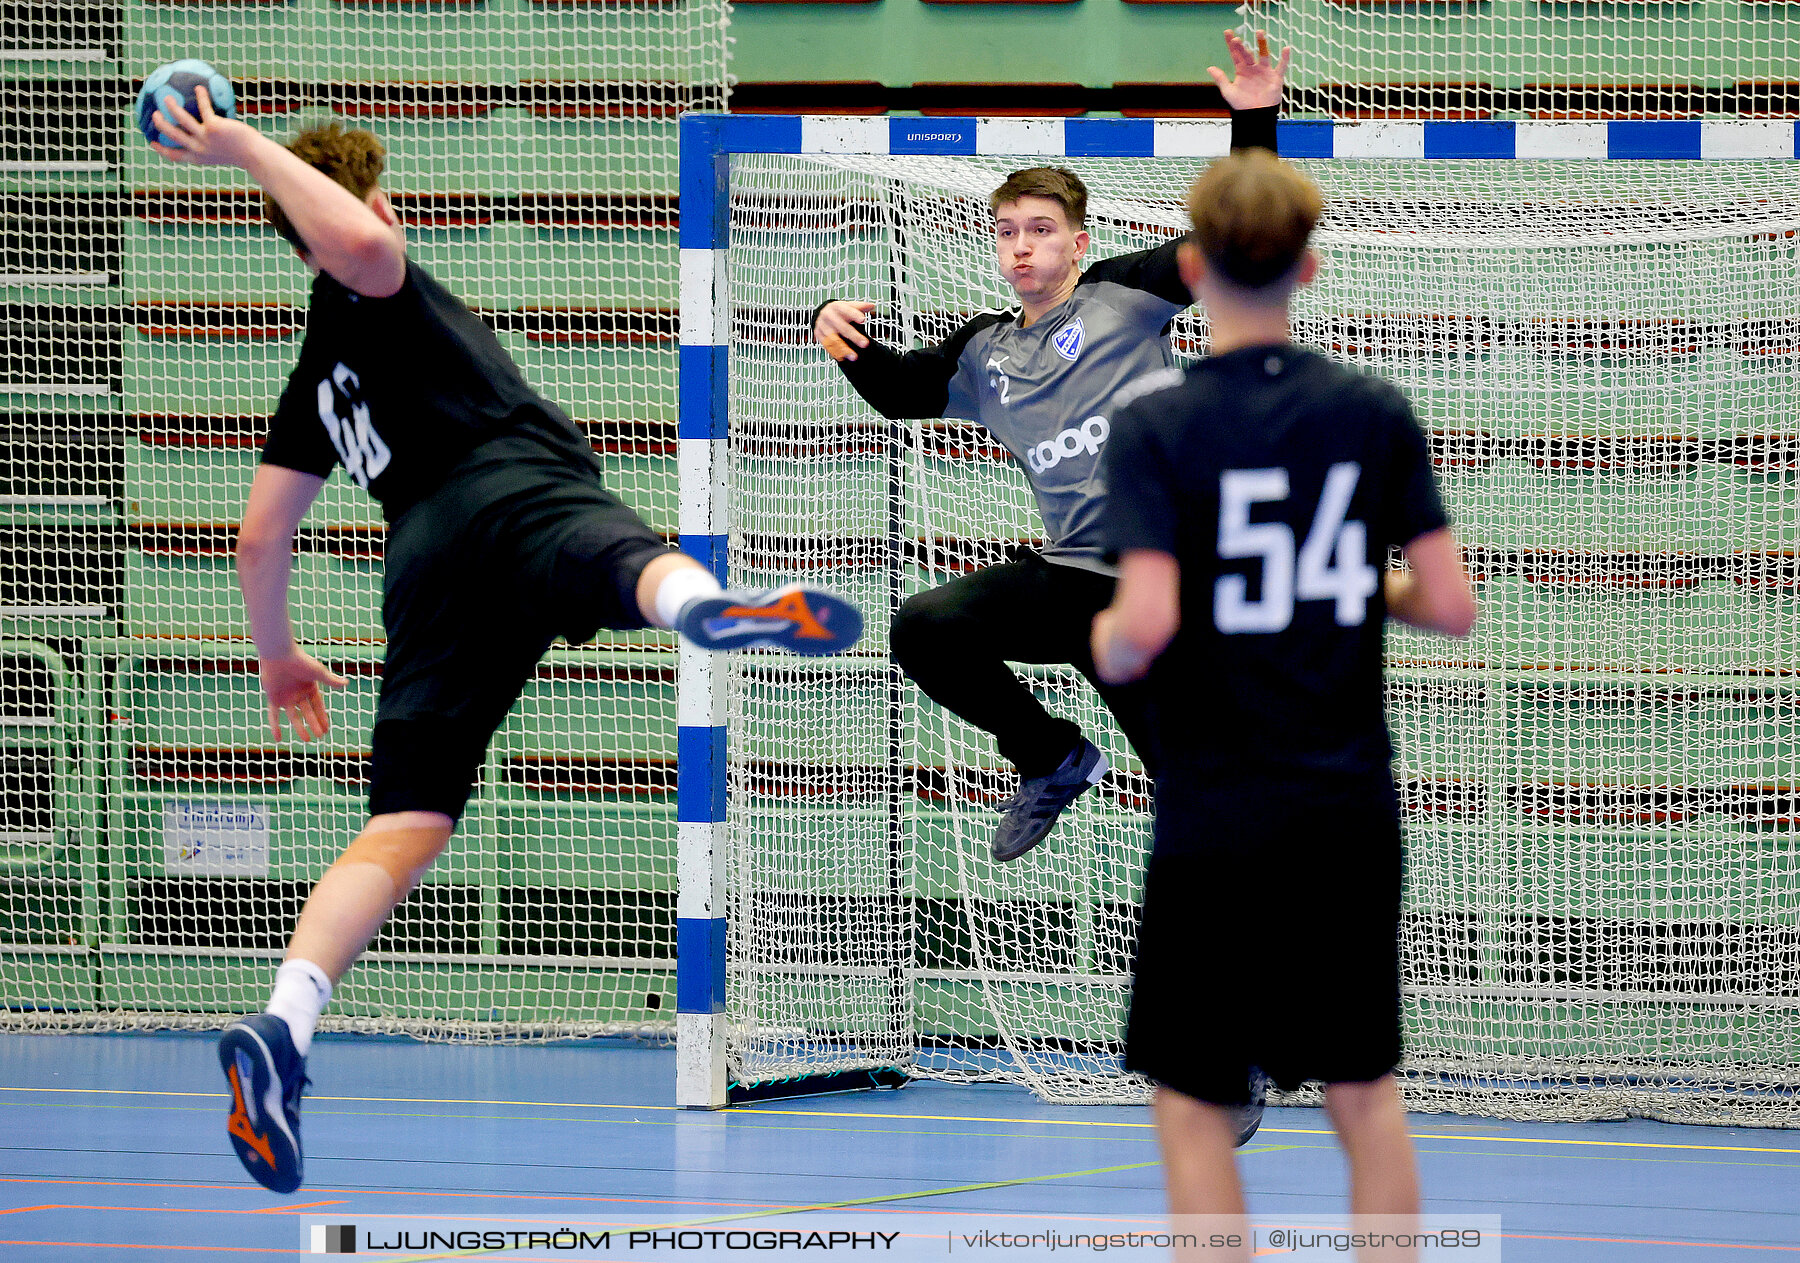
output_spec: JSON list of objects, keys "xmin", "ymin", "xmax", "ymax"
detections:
[
  {"xmin": 219, "ymin": 1013, "xmax": 308, "ymax": 1194},
  {"xmin": 1234, "ymin": 1066, "xmax": 1270, "ymax": 1148},
  {"xmin": 992, "ymin": 737, "xmax": 1110, "ymax": 862},
  {"xmin": 677, "ymin": 582, "xmax": 863, "ymax": 656}
]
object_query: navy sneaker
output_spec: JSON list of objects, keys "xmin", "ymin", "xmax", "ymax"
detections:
[
  {"xmin": 676, "ymin": 583, "xmax": 863, "ymax": 656},
  {"xmin": 1234, "ymin": 1066, "xmax": 1270, "ymax": 1148},
  {"xmin": 991, "ymin": 738, "xmax": 1109, "ymax": 862},
  {"xmin": 219, "ymin": 1014, "xmax": 308, "ymax": 1194}
]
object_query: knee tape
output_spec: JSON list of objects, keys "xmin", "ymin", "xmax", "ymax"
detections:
[{"xmin": 331, "ymin": 825, "xmax": 450, "ymax": 894}]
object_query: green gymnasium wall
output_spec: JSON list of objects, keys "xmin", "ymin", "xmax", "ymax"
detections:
[{"xmin": 731, "ymin": 1, "xmax": 1243, "ymax": 94}]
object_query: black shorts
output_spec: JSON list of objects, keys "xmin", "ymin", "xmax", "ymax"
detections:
[
  {"xmin": 1124, "ymin": 774, "xmax": 1404, "ymax": 1106},
  {"xmin": 369, "ymin": 453, "xmax": 672, "ymax": 820}
]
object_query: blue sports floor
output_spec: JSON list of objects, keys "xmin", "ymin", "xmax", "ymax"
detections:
[{"xmin": 1, "ymin": 1033, "xmax": 1797, "ymax": 1260}]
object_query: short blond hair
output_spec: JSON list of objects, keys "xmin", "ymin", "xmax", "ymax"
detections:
[
  {"xmin": 989, "ymin": 166, "xmax": 1088, "ymax": 229},
  {"xmin": 1186, "ymin": 150, "xmax": 1322, "ymax": 289},
  {"xmin": 265, "ymin": 121, "xmax": 388, "ymax": 250}
]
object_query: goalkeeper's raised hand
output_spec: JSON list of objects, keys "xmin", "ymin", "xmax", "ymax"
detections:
[{"xmin": 1210, "ymin": 29, "xmax": 1290, "ymax": 111}]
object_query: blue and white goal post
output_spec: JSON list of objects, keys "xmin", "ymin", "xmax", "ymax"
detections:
[{"xmin": 675, "ymin": 111, "xmax": 1800, "ymax": 1124}]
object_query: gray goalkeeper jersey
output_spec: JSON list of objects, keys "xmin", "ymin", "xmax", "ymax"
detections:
[
  {"xmin": 828, "ymin": 109, "xmax": 1277, "ymax": 575},
  {"xmin": 835, "ymin": 242, "xmax": 1189, "ymax": 575}
]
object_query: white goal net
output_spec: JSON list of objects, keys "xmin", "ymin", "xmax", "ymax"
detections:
[
  {"xmin": 720, "ymin": 148, "xmax": 1800, "ymax": 1124},
  {"xmin": 2, "ymin": 1, "xmax": 725, "ymax": 1036}
]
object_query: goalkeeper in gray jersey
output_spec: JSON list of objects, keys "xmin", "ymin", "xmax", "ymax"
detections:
[{"xmin": 814, "ymin": 33, "xmax": 1289, "ymax": 865}]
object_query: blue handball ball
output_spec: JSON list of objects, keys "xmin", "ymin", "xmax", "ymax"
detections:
[{"xmin": 136, "ymin": 59, "xmax": 238, "ymax": 147}]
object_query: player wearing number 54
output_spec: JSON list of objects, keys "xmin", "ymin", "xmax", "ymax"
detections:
[{"xmin": 1090, "ymin": 149, "xmax": 1475, "ymax": 1257}]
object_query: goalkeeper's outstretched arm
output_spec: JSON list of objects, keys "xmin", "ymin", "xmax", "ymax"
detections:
[
  {"xmin": 1077, "ymin": 40, "xmax": 1288, "ymax": 308},
  {"xmin": 812, "ymin": 301, "xmax": 1003, "ymax": 420},
  {"xmin": 1076, "ymin": 79, "xmax": 1283, "ymax": 307},
  {"xmin": 810, "ymin": 34, "xmax": 1288, "ymax": 420}
]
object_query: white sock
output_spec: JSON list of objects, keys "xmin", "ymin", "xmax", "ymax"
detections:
[
  {"xmin": 653, "ymin": 565, "xmax": 723, "ymax": 629},
  {"xmin": 265, "ymin": 959, "xmax": 332, "ymax": 1057}
]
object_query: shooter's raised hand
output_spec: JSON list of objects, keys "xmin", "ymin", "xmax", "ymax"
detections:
[
  {"xmin": 1210, "ymin": 29, "xmax": 1290, "ymax": 112},
  {"xmin": 814, "ymin": 301, "xmax": 877, "ymax": 363},
  {"xmin": 151, "ymin": 84, "xmax": 264, "ymax": 168}
]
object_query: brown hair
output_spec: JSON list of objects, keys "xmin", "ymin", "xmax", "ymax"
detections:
[
  {"xmin": 265, "ymin": 121, "xmax": 388, "ymax": 251},
  {"xmin": 989, "ymin": 167, "xmax": 1088, "ymax": 229},
  {"xmin": 1185, "ymin": 150, "xmax": 1322, "ymax": 290}
]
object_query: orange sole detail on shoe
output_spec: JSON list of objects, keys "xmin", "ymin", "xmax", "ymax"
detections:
[
  {"xmin": 226, "ymin": 1062, "xmax": 277, "ymax": 1171},
  {"xmin": 720, "ymin": 590, "xmax": 834, "ymax": 641}
]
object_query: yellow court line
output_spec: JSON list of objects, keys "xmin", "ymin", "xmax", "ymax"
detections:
[{"xmin": 6, "ymin": 1085, "xmax": 1800, "ymax": 1157}]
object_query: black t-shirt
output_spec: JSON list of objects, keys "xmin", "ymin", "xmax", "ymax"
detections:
[
  {"xmin": 260, "ymin": 260, "xmax": 600, "ymax": 521},
  {"xmin": 1100, "ymin": 344, "xmax": 1448, "ymax": 787}
]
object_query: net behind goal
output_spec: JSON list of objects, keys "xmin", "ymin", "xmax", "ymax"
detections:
[
  {"xmin": 2, "ymin": 4, "xmax": 725, "ymax": 1037},
  {"xmin": 677, "ymin": 115, "xmax": 1800, "ymax": 1124}
]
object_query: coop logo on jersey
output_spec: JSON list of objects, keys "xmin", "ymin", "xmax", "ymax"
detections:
[
  {"xmin": 1052, "ymin": 317, "xmax": 1085, "ymax": 362},
  {"xmin": 1026, "ymin": 414, "xmax": 1109, "ymax": 474}
]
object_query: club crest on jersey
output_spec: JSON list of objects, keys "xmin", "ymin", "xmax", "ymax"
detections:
[{"xmin": 1052, "ymin": 318, "xmax": 1085, "ymax": 362}]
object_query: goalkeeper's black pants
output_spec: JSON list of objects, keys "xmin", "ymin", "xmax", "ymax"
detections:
[{"xmin": 890, "ymin": 552, "xmax": 1160, "ymax": 781}]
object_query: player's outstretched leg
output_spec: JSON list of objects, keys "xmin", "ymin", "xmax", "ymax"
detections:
[
  {"xmin": 219, "ymin": 1013, "xmax": 308, "ymax": 1193},
  {"xmin": 992, "ymin": 735, "xmax": 1108, "ymax": 861},
  {"xmin": 677, "ymin": 581, "xmax": 863, "ymax": 656}
]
